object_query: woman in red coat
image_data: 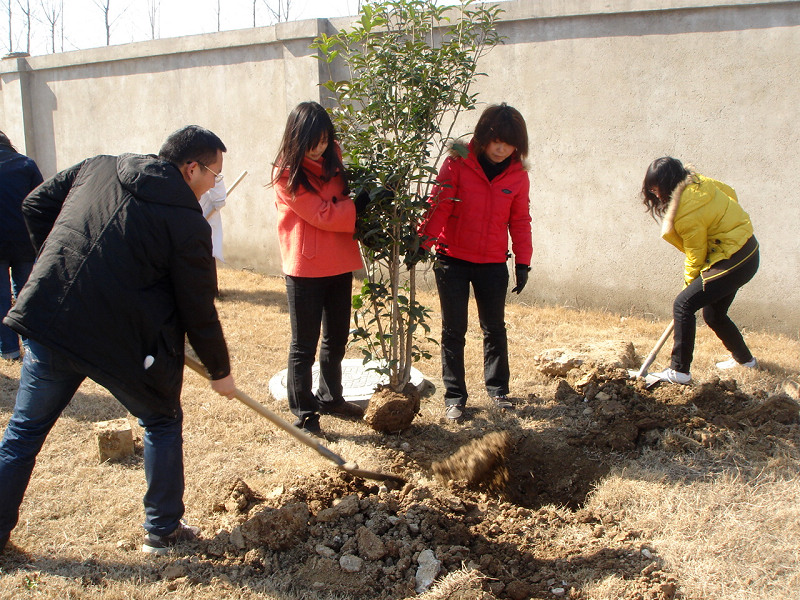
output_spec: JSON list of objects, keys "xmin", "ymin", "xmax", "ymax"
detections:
[
  {"xmin": 272, "ymin": 102, "xmax": 364, "ymax": 435},
  {"xmin": 420, "ymin": 103, "xmax": 533, "ymax": 420}
]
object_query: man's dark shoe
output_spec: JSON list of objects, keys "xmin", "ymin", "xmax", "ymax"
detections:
[
  {"xmin": 142, "ymin": 521, "xmax": 200, "ymax": 555},
  {"xmin": 318, "ymin": 400, "xmax": 364, "ymax": 419},
  {"xmin": 293, "ymin": 414, "xmax": 322, "ymax": 435},
  {"xmin": 1, "ymin": 533, "xmax": 9, "ymax": 553}
]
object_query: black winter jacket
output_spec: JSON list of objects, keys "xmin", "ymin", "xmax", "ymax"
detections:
[
  {"xmin": 0, "ymin": 146, "xmax": 43, "ymax": 261},
  {"xmin": 3, "ymin": 154, "xmax": 230, "ymax": 418}
]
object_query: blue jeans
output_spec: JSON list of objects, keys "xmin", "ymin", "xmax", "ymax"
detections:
[
  {"xmin": 434, "ymin": 256, "xmax": 510, "ymax": 406},
  {"xmin": 0, "ymin": 259, "xmax": 33, "ymax": 358},
  {"xmin": 0, "ymin": 340, "xmax": 185, "ymax": 539},
  {"xmin": 285, "ymin": 272, "xmax": 353, "ymax": 419}
]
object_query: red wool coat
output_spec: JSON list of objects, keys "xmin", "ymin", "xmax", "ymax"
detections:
[{"xmin": 274, "ymin": 153, "xmax": 363, "ymax": 278}]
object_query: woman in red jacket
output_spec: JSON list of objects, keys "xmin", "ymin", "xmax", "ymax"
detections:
[
  {"xmin": 272, "ymin": 102, "xmax": 364, "ymax": 435},
  {"xmin": 420, "ymin": 103, "xmax": 533, "ymax": 420}
]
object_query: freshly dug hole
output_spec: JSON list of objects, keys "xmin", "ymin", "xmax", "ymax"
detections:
[{"xmin": 432, "ymin": 431, "xmax": 510, "ymax": 487}]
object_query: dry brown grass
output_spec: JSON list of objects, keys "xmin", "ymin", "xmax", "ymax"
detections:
[{"xmin": 0, "ymin": 264, "xmax": 798, "ymax": 599}]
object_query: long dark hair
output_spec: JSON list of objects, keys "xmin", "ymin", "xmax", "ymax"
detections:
[
  {"xmin": 272, "ymin": 101, "xmax": 344, "ymax": 195},
  {"xmin": 0, "ymin": 130, "xmax": 17, "ymax": 152},
  {"xmin": 641, "ymin": 156, "xmax": 689, "ymax": 219},
  {"xmin": 472, "ymin": 103, "xmax": 529, "ymax": 160}
]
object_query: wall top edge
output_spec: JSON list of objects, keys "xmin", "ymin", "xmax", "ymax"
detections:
[
  {"xmin": 498, "ymin": 0, "xmax": 798, "ymax": 20},
  {"xmin": 1, "ymin": 17, "xmax": 329, "ymax": 73},
  {"xmin": 2, "ymin": 0, "xmax": 795, "ymax": 74}
]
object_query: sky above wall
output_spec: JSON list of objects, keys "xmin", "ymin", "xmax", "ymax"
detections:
[{"xmin": 2, "ymin": 0, "xmax": 364, "ymax": 57}]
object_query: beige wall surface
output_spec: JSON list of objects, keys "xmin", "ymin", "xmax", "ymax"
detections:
[{"xmin": 1, "ymin": 1, "xmax": 798, "ymax": 336}]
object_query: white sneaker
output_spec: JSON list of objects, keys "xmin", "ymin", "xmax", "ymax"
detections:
[
  {"xmin": 716, "ymin": 357, "xmax": 758, "ymax": 370},
  {"xmin": 651, "ymin": 368, "xmax": 692, "ymax": 385}
]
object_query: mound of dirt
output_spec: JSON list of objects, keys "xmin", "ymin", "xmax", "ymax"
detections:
[
  {"xmin": 195, "ymin": 471, "xmax": 676, "ymax": 600},
  {"xmin": 171, "ymin": 365, "xmax": 795, "ymax": 600}
]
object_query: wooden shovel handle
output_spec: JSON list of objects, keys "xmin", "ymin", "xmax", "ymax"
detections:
[
  {"xmin": 183, "ymin": 355, "xmax": 406, "ymax": 485},
  {"xmin": 636, "ymin": 320, "xmax": 675, "ymax": 377},
  {"xmin": 183, "ymin": 355, "xmax": 346, "ymax": 466}
]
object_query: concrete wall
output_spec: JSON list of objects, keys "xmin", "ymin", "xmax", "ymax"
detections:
[{"xmin": 2, "ymin": 0, "xmax": 798, "ymax": 336}]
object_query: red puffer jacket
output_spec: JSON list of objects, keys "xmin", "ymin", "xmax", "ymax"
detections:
[{"xmin": 420, "ymin": 140, "xmax": 532, "ymax": 265}]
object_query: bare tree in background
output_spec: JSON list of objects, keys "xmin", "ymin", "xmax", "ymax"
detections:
[
  {"xmin": 262, "ymin": 0, "xmax": 292, "ymax": 24},
  {"xmin": 146, "ymin": 0, "xmax": 159, "ymax": 40},
  {"xmin": 93, "ymin": 0, "xmax": 128, "ymax": 46},
  {"xmin": 4, "ymin": 0, "xmax": 12, "ymax": 53},
  {"xmin": 16, "ymin": 0, "xmax": 30, "ymax": 53},
  {"xmin": 252, "ymin": 0, "xmax": 256, "ymax": 27},
  {"xmin": 40, "ymin": 0, "xmax": 63, "ymax": 53},
  {"xmin": 214, "ymin": 0, "xmax": 221, "ymax": 32}
]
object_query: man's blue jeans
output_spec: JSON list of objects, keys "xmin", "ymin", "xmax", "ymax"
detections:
[
  {"xmin": 0, "ymin": 340, "xmax": 185, "ymax": 539},
  {"xmin": 0, "ymin": 259, "xmax": 33, "ymax": 358}
]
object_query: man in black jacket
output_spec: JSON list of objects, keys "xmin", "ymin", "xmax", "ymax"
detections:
[{"xmin": 0, "ymin": 125, "xmax": 236, "ymax": 555}]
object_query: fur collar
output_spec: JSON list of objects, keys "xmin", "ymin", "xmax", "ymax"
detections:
[
  {"xmin": 660, "ymin": 169, "xmax": 698, "ymax": 237},
  {"xmin": 448, "ymin": 139, "xmax": 528, "ymax": 170}
]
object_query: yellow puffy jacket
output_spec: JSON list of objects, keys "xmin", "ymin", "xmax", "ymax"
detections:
[{"xmin": 660, "ymin": 172, "xmax": 754, "ymax": 287}]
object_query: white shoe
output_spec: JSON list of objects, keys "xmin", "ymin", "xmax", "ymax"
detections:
[
  {"xmin": 716, "ymin": 356, "xmax": 758, "ymax": 370},
  {"xmin": 651, "ymin": 368, "xmax": 692, "ymax": 385}
]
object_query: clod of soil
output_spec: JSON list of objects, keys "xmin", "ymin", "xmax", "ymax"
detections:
[
  {"xmin": 364, "ymin": 384, "xmax": 420, "ymax": 433},
  {"xmin": 734, "ymin": 394, "xmax": 800, "ymax": 426},
  {"xmin": 432, "ymin": 431, "xmax": 510, "ymax": 488}
]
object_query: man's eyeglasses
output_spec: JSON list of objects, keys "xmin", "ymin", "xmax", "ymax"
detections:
[{"xmin": 199, "ymin": 162, "xmax": 223, "ymax": 183}]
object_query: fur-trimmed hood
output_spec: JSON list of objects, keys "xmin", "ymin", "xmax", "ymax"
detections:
[
  {"xmin": 660, "ymin": 169, "xmax": 699, "ymax": 238},
  {"xmin": 448, "ymin": 139, "xmax": 529, "ymax": 170}
]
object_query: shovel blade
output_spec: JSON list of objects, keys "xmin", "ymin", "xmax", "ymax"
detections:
[
  {"xmin": 340, "ymin": 462, "xmax": 406, "ymax": 486},
  {"xmin": 643, "ymin": 373, "xmax": 662, "ymax": 389}
]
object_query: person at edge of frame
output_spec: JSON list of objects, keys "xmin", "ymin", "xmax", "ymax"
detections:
[{"xmin": 0, "ymin": 130, "xmax": 43, "ymax": 361}]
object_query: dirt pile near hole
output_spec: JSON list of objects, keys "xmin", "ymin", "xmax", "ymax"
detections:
[
  {"xmin": 182, "ymin": 362, "xmax": 795, "ymax": 600},
  {"xmin": 502, "ymin": 366, "xmax": 800, "ymax": 509},
  {"xmin": 196, "ymin": 471, "xmax": 677, "ymax": 600}
]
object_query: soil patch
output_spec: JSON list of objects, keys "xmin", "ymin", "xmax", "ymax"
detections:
[{"xmin": 165, "ymin": 367, "xmax": 797, "ymax": 600}]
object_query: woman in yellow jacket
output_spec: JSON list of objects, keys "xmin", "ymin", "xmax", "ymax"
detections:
[{"xmin": 642, "ymin": 157, "xmax": 759, "ymax": 384}]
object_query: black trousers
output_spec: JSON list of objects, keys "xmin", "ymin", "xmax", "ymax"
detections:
[
  {"xmin": 285, "ymin": 272, "xmax": 353, "ymax": 419},
  {"xmin": 671, "ymin": 248, "xmax": 759, "ymax": 373},
  {"xmin": 434, "ymin": 256, "xmax": 510, "ymax": 406}
]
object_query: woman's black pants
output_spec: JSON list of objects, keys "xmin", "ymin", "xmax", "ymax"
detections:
[
  {"xmin": 670, "ymin": 249, "xmax": 759, "ymax": 373},
  {"xmin": 434, "ymin": 256, "xmax": 510, "ymax": 407},
  {"xmin": 285, "ymin": 272, "xmax": 353, "ymax": 419}
]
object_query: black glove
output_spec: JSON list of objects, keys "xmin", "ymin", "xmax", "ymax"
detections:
[
  {"xmin": 511, "ymin": 264, "xmax": 530, "ymax": 294},
  {"xmin": 354, "ymin": 190, "xmax": 371, "ymax": 215}
]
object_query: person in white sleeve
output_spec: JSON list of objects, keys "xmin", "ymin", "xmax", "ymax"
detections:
[{"xmin": 199, "ymin": 179, "xmax": 226, "ymax": 261}]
